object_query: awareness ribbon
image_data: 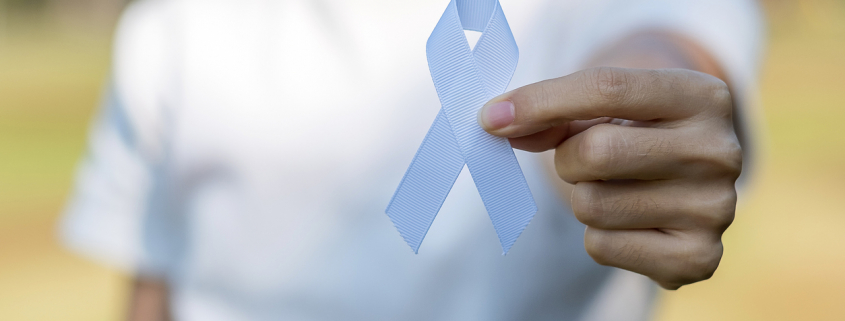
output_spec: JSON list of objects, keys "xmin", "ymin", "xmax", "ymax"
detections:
[{"xmin": 387, "ymin": 0, "xmax": 537, "ymax": 254}]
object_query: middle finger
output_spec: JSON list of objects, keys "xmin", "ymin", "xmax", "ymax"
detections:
[
  {"xmin": 554, "ymin": 123, "xmax": 714, "ymax": 183},
  {"xmin": 570, "ymin": 179, "xmax": 737, "ymax": 230}
]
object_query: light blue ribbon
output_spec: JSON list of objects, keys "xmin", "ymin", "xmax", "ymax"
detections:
[{"xmin": 387, "ymin": 0, "xmax": 537, "ymax": 254}]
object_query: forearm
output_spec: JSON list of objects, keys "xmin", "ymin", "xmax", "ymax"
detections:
[{"xmin": 128, "ymin": 277, "xmax": 171, "ymax": 321}]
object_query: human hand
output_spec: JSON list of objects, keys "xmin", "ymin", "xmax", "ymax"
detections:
[{"xmin": 478, "ymin": 67, "xmax": 741, "ymax": 289}]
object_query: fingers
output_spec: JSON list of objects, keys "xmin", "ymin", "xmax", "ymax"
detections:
[
  {"xmin": 570, "ymin": 180, "xmax": 737, "ymax": 231},
  {"xmin": 507, "ymin": 123, "xmax": 572, "ymax": 153},
  {"xmin": 479, "ymin": 67, "xmax": 731, "ymax": 138},
  {"xmin": 554, "ymin": 123, "xmax": 742, "ymax": 183},
  {"xmin": 584, "ymin": 227, "xmax": 724, "ymax": 290},
  {"xmin": 507, "ymin": 118, "xmax": 614, "ymax": 152},
  {"xmin": 481, "ymin": 67, "xmax": 739, "ymax": 290}
]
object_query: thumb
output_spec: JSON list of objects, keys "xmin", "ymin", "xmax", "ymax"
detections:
[
  {"xmin": 477, "ymin": 73, "xmax": 592, "ymax": 138},
  {"xmin": 477, "ymin": 67, "xmax": 700, "ymax": 138},
  {"xmin": 478, "ymin": 70, "xmax": 605, "ymax": 138}
]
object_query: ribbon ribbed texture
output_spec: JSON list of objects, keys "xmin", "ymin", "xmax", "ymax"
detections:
[{"xmin": 387, "ymin": 0, "xmax": 537, "ymax": 255}]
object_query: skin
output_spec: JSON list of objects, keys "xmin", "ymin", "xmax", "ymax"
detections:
[
  {"xmin": 478, "ymin": 32, "xmax": 741, "ymax": 290},
  {"xmin": 128, "ymin": 31, "xmax": 742, "ymax": 319},
  {"xmin": 128, "ymin": 277, "xmax": 170, "ymax": 321}
]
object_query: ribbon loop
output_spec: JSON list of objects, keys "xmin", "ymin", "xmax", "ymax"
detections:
[{"xmin": 387, "ymin": 0, "xmax": 536, "ymax": 254}]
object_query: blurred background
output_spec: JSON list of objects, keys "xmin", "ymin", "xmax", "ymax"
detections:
[{"xmin": 0, "ymin": 0, "xmax": 843, "ymax": 320}]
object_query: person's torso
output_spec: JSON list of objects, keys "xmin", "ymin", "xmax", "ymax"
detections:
[{"xmin": 151, "ymin": 1, "xmax": 616, "ymax": 319}]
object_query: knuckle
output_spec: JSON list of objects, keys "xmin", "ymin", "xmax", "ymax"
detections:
[
  {"xmin": 584, "ymin": 67, "xmax": 632, "ymax": 105},
  {"xmin": 554, "ymin": 143, "xmax": 580, "ymax": 183},
  {"xmin": 689, "ymin": 241, "xmax": 723, "ymax": 282},
  {"xmin": 554, "ymin": 146, "xmax": 569, "ymax": 180},
  {"xmin": 698, "ymin": 196, "xmax": 736, "ymax": 232},
  {"xmin": 724, "ymin": 139, "xmax": 744, "ymax": 177},
  {"xmin": 705, "ymin": 77, "xmax": 733, "ymax": 116},
  {"xmin": 670, "ymin": 239, "xmax": 723, "ymax": 285},
  {"xmin": 578, "ymin": 125, "xmax": 618, "ymax": 178},
  {"xmin": 571, "ymin": 183, "xmax": 605, "ymax": 227},
  {"xmin": 694, "ymin": 188, "xmax": 738, "ymax": 232},
  {"xmin": 716, "ymin": 188, "xmax": 738, "ymax": 228},
  {"xmin": 692, "ymin": 131, "xmax": 743, "ymax": 179},
  {"xmin": 709, "ymin": 135, "xmax": 743, "ymax": 178},
  {"xmin": 583, "ymin": 229, "xmax": 613, "ymax": 266}
]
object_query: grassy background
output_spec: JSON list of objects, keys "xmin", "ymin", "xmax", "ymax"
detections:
[
  {"xmin": 1, "ymin": 1, "xmax": 844, "ymax": 320},
  {"xmin": 654, "ymin": 2, "xmax": 845, "ymax": 319},
  {"xmin": 0, "ymin": 25, "xmax": 127, "ymax": 321}
]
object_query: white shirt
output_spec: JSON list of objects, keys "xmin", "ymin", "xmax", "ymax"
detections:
[{"xmin": 61, "ymin": 0, "xmax": 763, "ymax": 320}]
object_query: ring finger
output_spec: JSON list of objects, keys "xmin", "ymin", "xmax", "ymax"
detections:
[
  {"xmin": 555, "ymin": 123, "xmax": 717, "ymax": 183},
  {"xmin": 570, "ymin": 179, "xmax": 736, "ymax": 230}
]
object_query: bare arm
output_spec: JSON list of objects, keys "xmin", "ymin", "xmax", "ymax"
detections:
[{"xmin": 127, "ymin": 277, "xmax": 171, "ymax": 321}]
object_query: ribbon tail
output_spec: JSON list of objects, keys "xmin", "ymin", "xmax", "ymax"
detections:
[
  {"xmin": 467, "ymin": 0, "xmax": 535, "ymax": 255},
  {"xmin": 386, "ymin": 110, "xmax": 465, "ymax": 253},
  {"xmin": 466, "ymin": 142, "xmax": 536, "ymax": 255},
  {"xmin": 388, "ymin": 0, "xmax": 537, "ymax": 255},
  {"xmin": 426, "ymin": 0, "xmax": 537, "ymax": 255}
]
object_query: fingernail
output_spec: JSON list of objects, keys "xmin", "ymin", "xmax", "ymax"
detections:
[{"xmin": 479, "ymin": 101, "xmax": 515, "ymax": 130}]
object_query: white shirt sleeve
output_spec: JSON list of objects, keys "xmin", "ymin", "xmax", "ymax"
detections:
[{"xmin": 59, "ymin": 0, "xmax": 177, "ymax": 276}]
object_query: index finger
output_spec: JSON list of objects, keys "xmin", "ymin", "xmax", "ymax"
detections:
[{"xmin": 478, "ymin": 67, "xmax": 731, "ymax": 138}]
